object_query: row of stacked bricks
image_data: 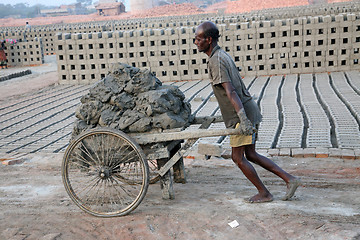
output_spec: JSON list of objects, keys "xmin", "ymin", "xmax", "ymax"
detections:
[
  {"xmin": 55, "ymin": 12, "xmax": 360, "ymax": 84},
  {"xmin": 0, "ymin": 23, "xmax": 110, "ymax": 56},
  {"xmin": 55, "ymin": 26, "xmax": 208, "ymax": 84},
  {"xmin": 222, "ymin": 13, "xmax": 360, "ymax": 76},
  {"xmin": 1, "ymin": 38, "xmax": 44, "ymax": 67},
  {"xmin": 241, "ymin": 1, "xmax": 360, "ymax": 19},
  {"xmin": 1, "ymin": 1, "xmax": 358, "ymax": 57},
  {"xmin": 5, "ymin": 20, "xmax": 227, "ymax": 57}
]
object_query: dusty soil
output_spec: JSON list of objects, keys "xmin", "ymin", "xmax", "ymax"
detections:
[
  {"xmin": 0, "ymin": 56, "xmax": 58, "ymax": 102},
  {"xmin": 1, "ymin": 57, "xmax": 359, "ymax": 240},
  {"xmin": 0, "ymin": 153, "xmax": 359, "ymax": 240}
]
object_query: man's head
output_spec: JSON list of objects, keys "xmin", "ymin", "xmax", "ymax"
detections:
[{"xmin": 194, "ymin": 21, "xmax": 220, "ymax": 56}]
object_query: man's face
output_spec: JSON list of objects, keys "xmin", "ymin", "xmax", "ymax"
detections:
[{"xmin": 194, "ymin": 28, "xmax": 210, "ymax": 53}]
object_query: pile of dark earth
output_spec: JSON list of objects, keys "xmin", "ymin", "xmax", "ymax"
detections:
[{"xmin": 72, "ymin": 63, "xmax": 193, "ymax": 149}]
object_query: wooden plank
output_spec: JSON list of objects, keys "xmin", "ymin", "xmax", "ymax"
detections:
[
  {"xmin": 133, "ymin": 127, "xmax": 242, "ymax": 145},
  {"xmin": 159, "ymin": 151, "xmax": 183, "ymax": 177}
]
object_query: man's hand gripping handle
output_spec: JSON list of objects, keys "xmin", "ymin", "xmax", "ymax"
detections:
[{"xmin": 237, "ymin": 108, "xmax": 254, "ymax": 135}]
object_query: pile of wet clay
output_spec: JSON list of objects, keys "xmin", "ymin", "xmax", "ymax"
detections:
[{"xmin": 72, "ymin": 63, "xmax": 192, "ymax": 142}]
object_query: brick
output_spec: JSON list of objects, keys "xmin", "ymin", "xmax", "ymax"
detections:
[
  {"xmin": 354, "ymin": 149, "xmax": 360, "ymax": 160},
  {"xmin": 257, "ymin": 149, "xmax": 270, "ymax": 157},
  {"xmin": 341, "ymin": 149, "xmax": 355, "ymax": 160},
  {"xmin": 197, "ymin": 141, "xmax": 223, "ymax": 157},
  {"xmin": 315, "ymin": 147, "xmax": 329, "ymax": 158},
  {"xmin": 329, "ymin": 148, "xmax": 342, "ymax": 158},
  {"xmin": 221, "ymin": 148, "xmax": 232, "ymax": 159},
  {"xmin": 279, "ymin": 148, "xmax": 291, "ymax": 156},
  {"xmin": 302, "ymin": 148, "xmax": 316, "ymax": 158},
  {"xmin": 291, "ymin": 148, "xmax": 304, "ymax": 158},
  {"xmin": 268, "ymin": 148, "xmax": 279, "ymax": 156},
  {"xmin": 2, "ymin": 159, "xmax": 25, "ymax": 165}
]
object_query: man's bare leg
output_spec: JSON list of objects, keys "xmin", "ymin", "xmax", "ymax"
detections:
[
  {"xmin": 232, "ymin": 146, "xmax": 273, "ymax": 203},
  {"xmin": 244, "ymin": 144, "xmax": 301, "ymax": 200}
]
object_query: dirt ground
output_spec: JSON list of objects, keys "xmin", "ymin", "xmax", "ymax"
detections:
[
  {"xmin": 1, "ymin": 59, "xmax": 359, "ymax": 240},
  {"xmin": 0, "ymin": 153, "xmax": 360, "ymax": 240},
  {"xmin": 0, "ymin": 56, "xmax": 58, "ymax": 102}
]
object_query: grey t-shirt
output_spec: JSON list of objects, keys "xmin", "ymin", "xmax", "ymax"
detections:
[{"xmin": 207, "ymin": 45, "xmax": 262, "ymax": 128}]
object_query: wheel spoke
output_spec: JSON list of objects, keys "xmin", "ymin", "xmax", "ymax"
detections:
[
  {"xmin": 79, "ymin": 140, "xmax": 101, "ymax": 166},
  {"xmin": 111, "ymin": 175, "xmax": 139, "ymax": 199},
  {"xmin": 107, "ymin": 136, "xmax": 126, "ymax": 167},
  {"xmin": 85, "ymin": 135, "xmax": 103, "ymax": 166},
  {"xmin": 108, "ymin": 177, "xmax": 131, "ymax": 207},
  {"xmin": 62, "ymin": 128, "xmax": 149, "ymax": 217},
  {"xmin": 110, "ymin": 149, "xmax": 139, "ymax": 171}
]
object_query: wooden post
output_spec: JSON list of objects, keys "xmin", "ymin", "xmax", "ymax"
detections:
[
  {"xmin": 157, "ymin": 158, "xmax": 175, "ymax": 200},
  {"xmin": 171, "ymin": 143, "xmax": 186, "ymax": 183}
]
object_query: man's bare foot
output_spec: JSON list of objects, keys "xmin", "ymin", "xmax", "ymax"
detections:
[
  {"xmin": 245, "ymin": 192, "xmax": 273, "ymax": 203},
  {"xmin": 282, "ymin": 177, "xmax": 302, "ymax": 201}
]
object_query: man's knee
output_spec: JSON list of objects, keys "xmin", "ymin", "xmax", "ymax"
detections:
[
  {"xmin": 232, "ymin": 153, "xmax": 246, "ymax": 167},
  {"xmin": 245, "ymin": 148, "xmax": 258, "ymax": 162},
  {"xmin": 231, "ymin": 152, "xmax": 239, "ymax": 161},
  {"xmin": 232, "ymin": 147, "xmax": 245, "ymax": 164}
]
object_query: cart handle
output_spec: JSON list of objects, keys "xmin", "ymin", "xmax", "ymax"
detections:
[{"xmin": 131, "ymin": 127, "xmax": 243, "ymax": 145}]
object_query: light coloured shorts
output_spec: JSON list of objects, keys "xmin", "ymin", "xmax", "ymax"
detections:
[{"xmin": 230, "ymin": 123, "xmax": 259, "ymax": 147}]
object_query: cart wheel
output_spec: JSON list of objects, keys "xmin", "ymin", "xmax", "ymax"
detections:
[{"xmin": 62, "ymin": 127, "xmax": 149, "ymax": 217}]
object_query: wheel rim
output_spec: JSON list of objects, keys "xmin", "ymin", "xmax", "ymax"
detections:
[{"xmin": 62, "ymin": 129, "xmax": 149, "ymax": 217}]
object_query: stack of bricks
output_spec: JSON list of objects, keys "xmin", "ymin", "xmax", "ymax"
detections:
[
  {"xmin": 0, "ymin": 23, "xmax": 110, "ymax": 56},
  {"xmin": 2, "ymin": 1, "xmax": 359, "ymax": 57},
  {"xmin": 4, "ymin": 38, "xmax": 44, "ymax": 67},
  {"xmin": 2, "ymin": 2, "xmax": 359, "ymax": 69},
  {"xmin": 55, "ymin": 12, "xmax": 360, "ymax": 84},
  {"xmin": 56, "ymin": 32, "xmax": 111, "ymax": 84}
]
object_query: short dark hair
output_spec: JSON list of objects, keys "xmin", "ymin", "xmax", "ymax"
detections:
[{"xmin": 202, "ymin": 22, "xmax": 220, "ymax": 41}]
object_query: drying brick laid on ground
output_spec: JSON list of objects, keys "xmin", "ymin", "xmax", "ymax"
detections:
[{"xmin": 72, "ymin": 63, "xmax": 192, "ymax": 140}]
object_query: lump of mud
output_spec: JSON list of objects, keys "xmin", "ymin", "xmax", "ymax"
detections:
[{"xmin": 71, "ymin": 63, "xmax": 192, "ymax": 141}]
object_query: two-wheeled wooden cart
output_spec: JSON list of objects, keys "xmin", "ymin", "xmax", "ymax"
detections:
[{"xmin": 62, "ymin": 116, "xmax": 242, "ymax": 217}]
